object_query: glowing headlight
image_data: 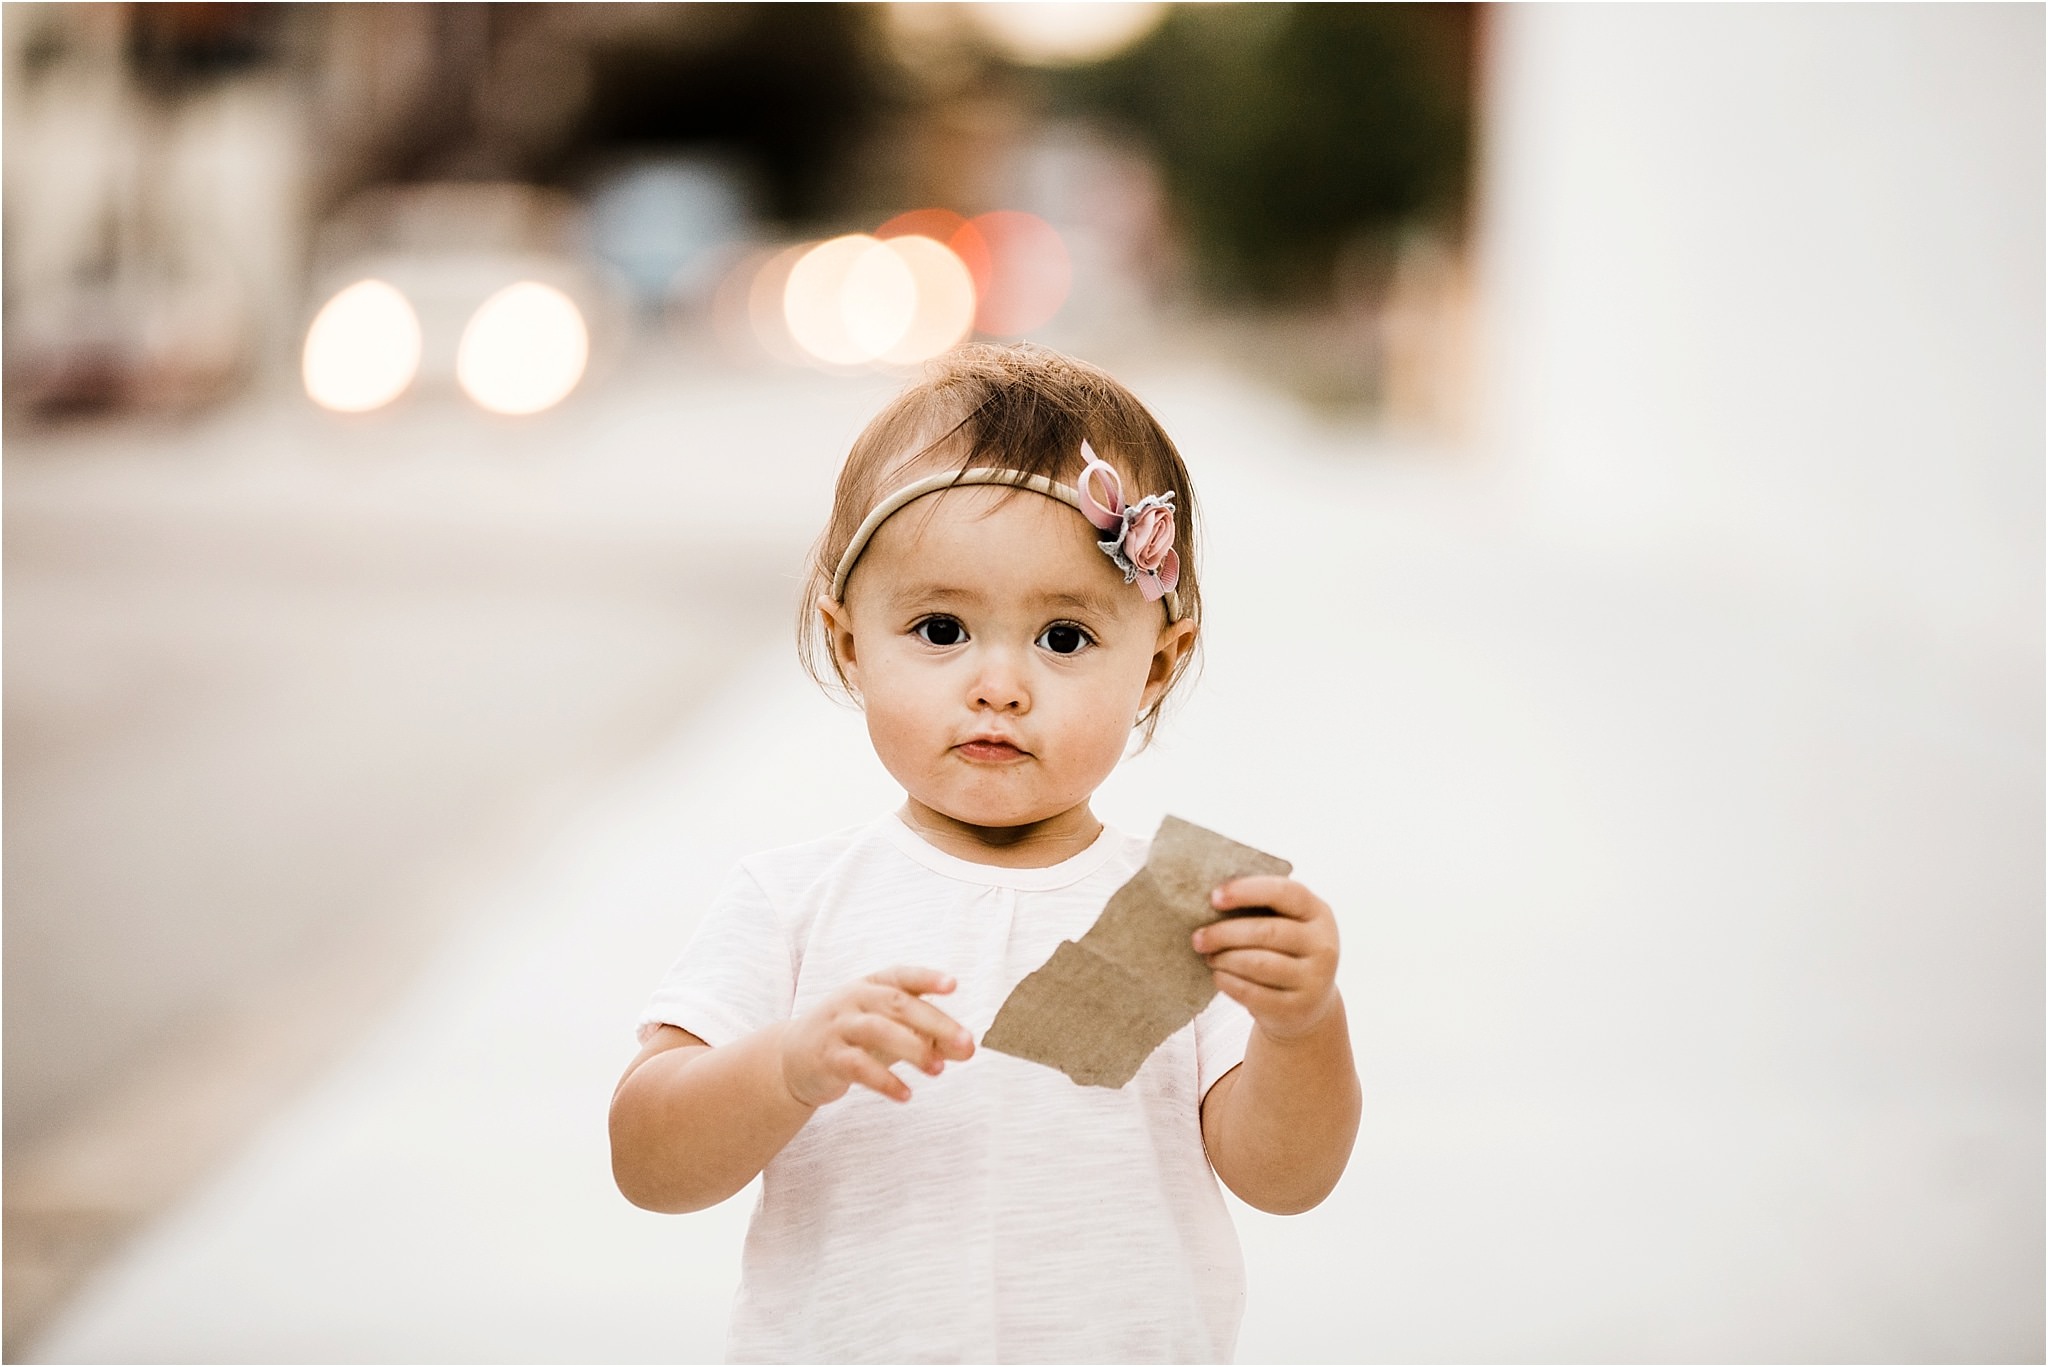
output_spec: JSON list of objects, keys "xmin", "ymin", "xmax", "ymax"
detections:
[
  {"xmin": 456, "ymin": 281, "xmax": 590, "ymax": 416},
  {"xmin": 303, "ymin": 280, "xmax": 422, "ymax": 413}
]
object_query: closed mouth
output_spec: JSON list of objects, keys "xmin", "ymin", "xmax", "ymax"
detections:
[{"xmin": 955, "ymin": 738, "xmax": 1029, "ymax": 762}]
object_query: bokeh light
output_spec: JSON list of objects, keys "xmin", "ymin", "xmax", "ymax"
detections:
[
  {"xmin": 967, "ymin": 2, "xmax": 1169, "ymax": 67},
  {"xmin": 878, "ymin": 236, "xmax": 977, "ymax": 365},
  {"xmin": 785, "ymin": 235, "xmax": 910, "ymax": 366},
  {"xmin": 841, "ymin": 239, "xmax": 920, "ymax": 359},
  {"xmin": 455, "ymin": 281, "xmax": 590, "ymax": 416},
  {"xmin": 876, "ymin": 208, "xmax": 969, "ymax": 244},
  {"xmin": 881, "ymin": 209, "xmax": 996, "ymax": 338},
  {"xmin": 942, "ymin": 220, "xmax": 995, "ymax": 310},
  {"xmin": 301, "ymin": 279, "xmax": 422, "ymax": 413},
  {"xmin": 782, "ymin": 232, "xmax": 976, "ymax": 368},
  {"xmin": 776, "ymin": 214, "xmax": 1062, "ymax": 363},
  {"xmin": 966, "ymin": 211, "xmax": 1071, "ymax": 336},
  {"xmin": 744, "ymin": 243, "xmax": 814, "ymax": 364}
]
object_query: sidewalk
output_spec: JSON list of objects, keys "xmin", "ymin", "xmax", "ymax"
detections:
[{"xmin": 30, "ymin": 372, "xmax": 2043, "ymax": 1361}]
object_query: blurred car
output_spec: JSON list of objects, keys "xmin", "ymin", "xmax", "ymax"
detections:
[{"xmin": 301, "ymin": 181, "xmax": 630, "ymax": 417}]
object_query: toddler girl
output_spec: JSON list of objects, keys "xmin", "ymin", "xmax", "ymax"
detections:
[{"xmin": 611, "ymin": 344, "xmax": 1360, "ymax": 1363}]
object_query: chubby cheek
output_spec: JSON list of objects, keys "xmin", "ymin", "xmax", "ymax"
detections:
[
  {"xmin": 858, "ymin": 678, "xmax": 939, "ymax": 777},
  {"xmin": 1051, "ymin": 722, "xmax": 1133, "ymax": 795},
  {"xmin": 1048, "ymin": 675, "xmax": 1150, "ymax": 781}
]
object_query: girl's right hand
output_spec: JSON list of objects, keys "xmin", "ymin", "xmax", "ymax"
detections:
[{"xmin": 779, "ymin": 966, "xmax": 976, "ymax": 1107}]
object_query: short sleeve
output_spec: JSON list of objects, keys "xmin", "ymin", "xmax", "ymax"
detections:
[
  {"xmin": 1192, "ymin": 989, "xmax": 1254, "ymax": 1099},
  {"xmin": 635, "ymin": 863, "xmax": 797, "ymax": 1047}
]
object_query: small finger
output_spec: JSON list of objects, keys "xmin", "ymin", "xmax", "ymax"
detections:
[
  {"xmin": 1211, "ymin": 967, "xmax": 1291, "ymax": 1015},
  {"xmin": 834, "ymin": 1046, "xmax": 911, "ymax": 1103},
  {"xmin": 1202, "ymin": 946, "xmax": 1305, "ymax": 989},
  {"xmin": 845, "ymin": 1016, "xmax": 943, "ymax": 1074},
  {"xmin": 867, "ymin": 986, "xmax": 975, "ymax": 1060},
  {"xmin": 868, "ymin": 965, "xmax": 957, "ymax": 997},
  {"xmin": 1191, "ymin": 914, "xmax": 1306, "ymax": 955},
  {"xmin": 1211, "ymin": 875, "xmax": 1321, "ymax": 920}
]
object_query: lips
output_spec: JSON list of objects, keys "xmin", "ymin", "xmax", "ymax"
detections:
[{"xmin": 956, "ymin": 738, "xmax": 1029, "ymax": 762}]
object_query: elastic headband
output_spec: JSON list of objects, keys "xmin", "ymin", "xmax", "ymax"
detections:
[{"xmin": 829, "ymin": 455, "xmax": 1183, "ymax": 623}]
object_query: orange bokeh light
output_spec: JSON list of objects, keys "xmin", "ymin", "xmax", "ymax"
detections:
[
  {"xmin": 876, "ymin": 208, "xmax": 968, "ymax": 243},
  {"xmin": 965, "ymin": 211, "xmax": 1070, "ymax": 336},
  {"xmin": 877, "ymin": 235, "xmax": 977, "ymax": 365},
  {"xmin": 875, "ymin": 208, "xmax": 1071, "ymax": 339},
  {"xmin": 771, "ymin": 232, "xmax": 975, "ymax": 368},
  {"xmin": 944, "ymin": 220, "xmax": 995, "ymax": 305},
  {"xmin": 783, "ymin": 234, "xmax": 918, "ymax": 366},
  {"xmin": 878, "ymin": 208, "xmax": 994, "ymax": 320}
]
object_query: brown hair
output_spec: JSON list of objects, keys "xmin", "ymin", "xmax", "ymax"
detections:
[{"xmin": 798, "ymin": 342, "xmax": 1203, "ymax": 743}]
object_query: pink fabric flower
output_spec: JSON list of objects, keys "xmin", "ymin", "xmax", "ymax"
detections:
[
  {"xmin": 1075, "ymin": 444, "xmax": 1181, "ymax": 603},
  {"xmin": 1123, "ymin": 502, "xmax": 1176, "ymax": 575}
]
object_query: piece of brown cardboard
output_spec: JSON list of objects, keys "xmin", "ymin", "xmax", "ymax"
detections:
[{"xmin": 981, "ymin": 815, "xmax": 1293, "ymax": 1088}]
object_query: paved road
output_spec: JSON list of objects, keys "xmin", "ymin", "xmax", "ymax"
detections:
[{"xmin": 16, "ymin": 362, "xmax": 2045, "ymax": 1360}]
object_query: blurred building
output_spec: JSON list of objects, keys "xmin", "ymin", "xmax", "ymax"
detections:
[
  {"xmin": 3, "ymin": 2, "xmax": 1479, "ymax": 421},
  {"xmin": 1, "ymin": 4, "xmax": 879, "ymax": 414},
  {"xmin": 4, "ymin": 4, "xmax": 309, "ymax": 411}
]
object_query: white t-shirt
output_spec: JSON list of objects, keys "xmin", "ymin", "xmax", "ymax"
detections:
[{"xmin": 638, "ymin": 813, "xmax": 1253, "ymax": 1364}]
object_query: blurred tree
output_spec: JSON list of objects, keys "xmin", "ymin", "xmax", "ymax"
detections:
[
  {"xmin": 304, "ymin": 5, "xmax": 889, "ymax": 217},
  {"xmin": 126, "ymin": 3, "xmax": 285, "ymax": 94},
  {"xmin": 1051, "ymin": 3, "xmax": 1476, "ymax": 302},
  {"xmin": 569, "ymin": 3, "xmax": 885, "ymax": 221}
]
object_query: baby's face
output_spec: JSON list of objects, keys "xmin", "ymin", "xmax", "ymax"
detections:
[{"xmin": 824, "ymin": 484, "xmax": 1187, "ymax": 837}]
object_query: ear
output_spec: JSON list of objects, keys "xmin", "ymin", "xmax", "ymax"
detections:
[
  {"xmin": 817, "ymin": 594, "xmax": 861, "ymax": 697},
  {"xmin": 1141, "ymin": 616, "xmax": 1198, "ymax": 713}
]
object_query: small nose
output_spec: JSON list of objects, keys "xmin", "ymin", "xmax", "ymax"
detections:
[{"xmin": 971, "ymin": 647, "xmax": 1029, "ymax": 713}]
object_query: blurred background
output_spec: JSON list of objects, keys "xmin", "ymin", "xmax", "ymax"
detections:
[{"xmin": 2, "ymin": 3, "xmax": 2039, "ymax": 1362}]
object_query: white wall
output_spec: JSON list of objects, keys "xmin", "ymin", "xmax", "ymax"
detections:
[{"xmin": 1478, "ymin": 3, "xmax": 2044, "ymax": 647}]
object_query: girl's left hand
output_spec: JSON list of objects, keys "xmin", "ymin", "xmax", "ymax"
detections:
[{"xmin": 1192, "ymin": 877, "xmax": 1341, "ymax": 1041}]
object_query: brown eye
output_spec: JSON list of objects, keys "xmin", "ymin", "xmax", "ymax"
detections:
[
  {"xmin": 914, "ymin": 617, "xmax": 965, "ymax": 646},
  {"xmin": 1036, "ymin": 623, "xmax": 1092, "ymax": 655}
]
